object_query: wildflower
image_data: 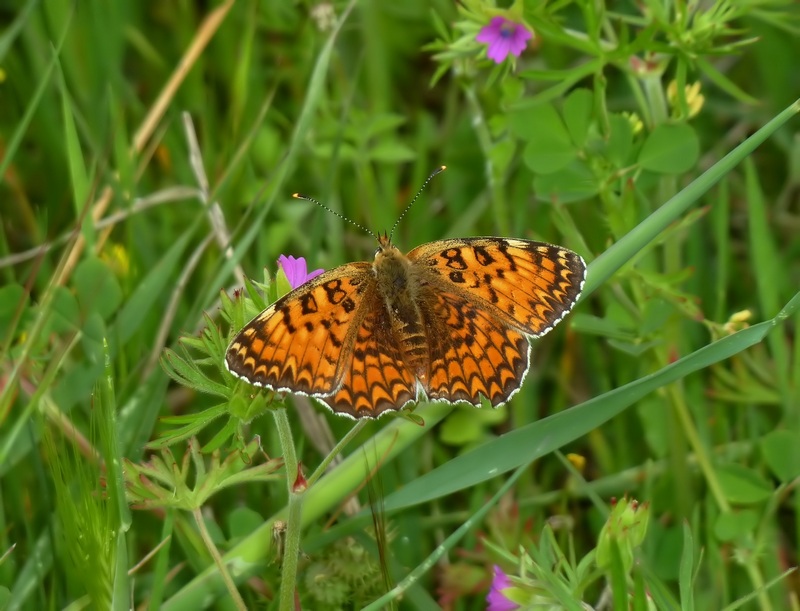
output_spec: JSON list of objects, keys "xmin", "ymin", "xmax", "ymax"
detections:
[
  {"xmin": 476, "ymin": 17, "xmax": 532, "ymax": 64},
  {"xmin": 487, "ymin": 565, "xmax": 518, "ymax": 611},
  {"xmin": 566, "ymin": 453, "xmax": 586, "ymax": 472},
  {"xmin": 667, "ymin": 80, "xmax": 705, "ymax": 118},
  {"xmin": 622, "ymin": 111, "xmax": 644, "ymax": 135},
  {"xmin": 277, "ymin": 255, "xmax": 324, "ymax": 290},
  {"xmin": 101, "ymin": 242, "xmax": 130, "ymax": 277}
]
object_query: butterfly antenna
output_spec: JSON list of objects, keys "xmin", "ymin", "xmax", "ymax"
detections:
[
  {"xmin": 388, "ymin": 165, "xmax": 446, "ymax": 242},
  {"xmin": 292, "ymin": 193, "xmax": 379, "ymax": 241}
]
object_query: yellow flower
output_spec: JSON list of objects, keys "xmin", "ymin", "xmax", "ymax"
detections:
[
  {"xmin": 566, "ymin": 453, "xmax": 586, "ymax": 472},
  {"xmin": 667, "ymin": 80, "xmax": 705, "ymax": 118},
  {"xmin": 723, "ymin": 309, "xmax": 752, "ymax": 334},
  {"xmin": 101, "ymin": 243, "xmax": 130, "ymax": 278},
  {"xmin": 622, "ymin": 111, "xmax": 644, "ymax": 135}
]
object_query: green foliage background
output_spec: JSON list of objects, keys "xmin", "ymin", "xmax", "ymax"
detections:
[{"xmin": 1, "ymin": 0, "xmax": 799, "ymax": 609}]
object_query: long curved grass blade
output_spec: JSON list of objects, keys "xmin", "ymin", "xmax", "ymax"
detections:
[{"xmin": 383, "ymin": 290, "xmax": 800, "ymax": 511}]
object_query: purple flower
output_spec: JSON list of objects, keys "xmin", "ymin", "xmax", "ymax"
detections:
[
  {"xmin": 487, "ymin": 566, "xmax": 518, "ymax": 611},
  {"xmin": 277, "ymin": 255, "xmax": 324, "ymax": 289},
  {"xmin": 476, "ymin": 17, "xmax": 533, "ymax": 63}
]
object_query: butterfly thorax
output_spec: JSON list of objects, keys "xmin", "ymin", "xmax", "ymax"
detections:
[{"xmin": 373, "ymin": 241, "xmax": 429, "ymax": 380}]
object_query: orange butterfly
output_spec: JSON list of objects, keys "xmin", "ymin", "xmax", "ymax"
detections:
[{"xmin": 225, "ymin": 233, "xmax": 585, "ymax": 419}]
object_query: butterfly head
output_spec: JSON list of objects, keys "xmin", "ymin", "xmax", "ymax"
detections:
[{"xmin": 375, "ymin": 232, "xmax": 393, "ymax": 254}]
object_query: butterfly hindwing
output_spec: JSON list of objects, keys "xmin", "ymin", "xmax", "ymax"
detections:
[
  {"xmin": 321, "ymin": 290, "xmax": 418, "ymax": 418},
  {"xmin": 418, "ymin": 287, "xmax": 530, "ymax": 407}
]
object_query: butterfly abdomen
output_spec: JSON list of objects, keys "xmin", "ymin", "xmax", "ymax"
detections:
[{"xmin": 374, "ymin": 245, "xmax": 430, "ymax": 377}]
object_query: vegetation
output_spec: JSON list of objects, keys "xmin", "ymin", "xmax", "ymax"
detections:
[{"xmin": 1, "ymin": 0, "xmax": 799, "ymax": 609}]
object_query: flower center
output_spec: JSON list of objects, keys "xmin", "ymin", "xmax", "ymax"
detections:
[{"xmin": 499, "ymin": 23, "xmax": 516, "ymax": 38}]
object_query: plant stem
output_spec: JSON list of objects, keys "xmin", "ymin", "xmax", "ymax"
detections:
[
  {"xmin": 461, "ymin": 82, "xmax": 510, "ymax": 236},
  {"xmin": 274, "ymin": 408, "xmax": 303, "ymax": 611},
  {"xmin": 192, "ymin": 507, "xmax": 246, "ymax": 611},
  {"xmin": 307, "ymin": 420, "xmax": 368, "ymax": 487}
]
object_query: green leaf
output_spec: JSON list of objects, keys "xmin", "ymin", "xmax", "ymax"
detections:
[
  {"xmin": 714, "ymin": 509, "xmax": 759, "ymax": 542},
  {"xmin": 760, "ymin": 430, "xmax": 800, "ymax": 482},
  {"xmin": 606, "ymin": 113, "xmax": 635, "ymax": 168},
  {"xmin": 716, "ymin": 464, "xmax": 772, "ymax": 504},
  {"xmin": 49, "ymin": 286, "xmax": 81, "ymax": 334},
  {"xmin": 227, "ymin": 506, "xmax": 265, "ymax": 540},
  {"xmin": 638, "ymin": 123, "xmax": 700, "ymax": 174},
  {"xmin": 160, "ymin": 348, "xmax": 230, "ymax": 399},
  {"xmin": 696, "ymin": 57, "xmax": 760, "ymax": 106},
  {"xmin": 363, "ymin": 113, "xmax": 407, "ymax": 139},
  {"xmin": 146, "ymin": 404, "xmax": 228, "ymax": 449},
  {"xmin": 679, "ymin": 522, "xmax": 695, "ymax": 611},
  {"xmin": 533, "ymin": 158, "xmax": 598, "ymax": 203},
  {"xmin": 0, "ymin": 283, "xmax": 26, "ymax": 338},
  {"xmin": 562, "ymin": 88, "xmax": 594, "ymax": 148},
  {"xmin": 57, "ymin": 61, "xmax": 93, "ymax": 247},
  {"xmin": 74, "ymin": 256, "xmax": 123, "ymax": 320},
  {"xmin": 439, "ymin": 410, "xmax": 483, "ymax": 446},
  {"xmin": 369, "ymin": 141, "xmax": 417, "ymax": 163},
  {"xmin": 518, "ymin": 104, "xmax": 577, "ymax": 174}
]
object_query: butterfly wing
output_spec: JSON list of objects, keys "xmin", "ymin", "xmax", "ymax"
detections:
[
  {"xmin": 418, "ymin": 287, "xmax": 530, "ymax": 406},
  {"xmin": 320, "ymin": 290, "xmax": 418, "ymax": 418},
  {"xmin": 408, "ymin": 238, "xmax": 585, "ymax": 406},
  {"xmin": 226, "ymin": 264, "xmax": 375, "ymax": 397},
  {"xmin": 408, "ymin": 237, "xmax": 585, "ymax": 336}
]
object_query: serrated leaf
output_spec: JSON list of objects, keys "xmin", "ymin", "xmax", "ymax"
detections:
[
  {"xmin": 160, "ymin": 348, "xmax": 230, "ymax": 398},
  {"xmin": 147, "ymin": 404, "xmax": 228, "ymax": 449}
]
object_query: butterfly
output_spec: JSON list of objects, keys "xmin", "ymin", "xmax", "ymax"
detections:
[{"xmin": 225, "ymin": 235, "xmax": 586, "ymax": 419}]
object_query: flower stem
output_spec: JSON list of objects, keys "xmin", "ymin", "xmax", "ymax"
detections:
[
  {"xmin": 307, "ymin": 420, "xmax": 368, "ymax": 486},
  {"xmin": 274, "ymin": 407, "xmax": 303, "ymax": 611},
  {"xmin": 192, "ymin": 507, "xmax": 246, "ymax": 611}
]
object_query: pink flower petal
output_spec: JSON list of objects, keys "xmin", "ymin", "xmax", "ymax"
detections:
[
  {"xmin": 476, "ymin": 16, "xmax": 533, "ymax": 63},
  {"xmin": 277, "ymin": 255, "xmax": 324, "ymax": 289},
  {"xmin": 487, "ymin": 566, "xmax": 518, "ymax": 611}
]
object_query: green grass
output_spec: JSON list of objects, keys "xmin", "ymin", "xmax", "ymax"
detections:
[{"xmin": 2, "ymin": 1, "xmax": 800, "ymax": 609}]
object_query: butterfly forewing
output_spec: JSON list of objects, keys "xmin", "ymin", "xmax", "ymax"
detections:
[
  {"xmin": 225, "ymin": 263, "xmax": 374, "ymax": 396},
  {"xmin": 407, "ymin": 238, "xmax": 585, "ymax": 336}
]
